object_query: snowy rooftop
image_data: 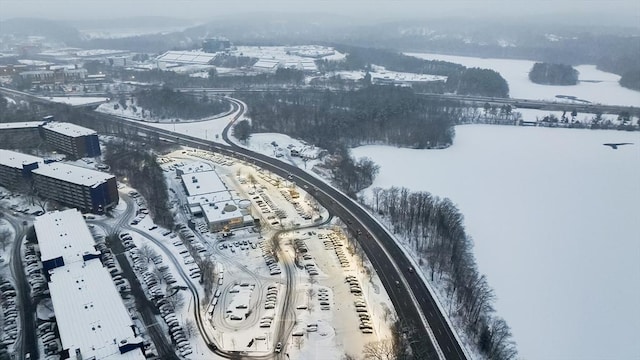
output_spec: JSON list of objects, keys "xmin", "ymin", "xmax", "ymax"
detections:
[
  {"xmin": 156, "ymin": 50, "xmax": 216, "ymax": 65},
  {"xmin": 34, "ymin": 209, "xmax": 99, "ymax": 264},
  {"xmin": 0, "ymin": 121, "xmax": 44, "ymax": 130},
  {"xmin": 181, "ymin": 170, "xmax": 228, "ymax": 196},
  {"xmin": 253, "ymin": 59, "xmax": 280, "ymax": 70},
  {"xmin": 42, "ymin": 121, "xmax": 97, "ymax": 137},
  {"xmin": 201, "ymin": 199, "xmax": 245, "ymax": 224},
  {"xmin": 49, "ymin": 258, "xmax": 144, "ymax": 360},
  {"xmin": 177, "ymin": 161, "xmax": 214, "ymax": 174},
  {"xmin": 187, "ymin": 190, "xmax": 234, "ymax": 209},
  {"xmin": 32, "ymin": 162, "xmax": 115, "ymax": 188},
  {"xmin": 0, "ymin": 149, "xmax": 43, "ymax": 169},
  {"xmin": 75, "ymin": 49, "xmax": 130, "ymax": 57}
]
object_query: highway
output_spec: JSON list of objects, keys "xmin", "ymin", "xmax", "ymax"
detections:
[{"xmin": 83, "ymin": 99, "xmax": 467, "ymax": 359}]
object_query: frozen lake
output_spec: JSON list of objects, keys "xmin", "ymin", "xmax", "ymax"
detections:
[
  {"xmin": 406, "ymin": 52, "xmax": 640, "ymax": 107},
  {"xmin": 353, "ymin": 125, "xmax": 640, "ymax": 360}
]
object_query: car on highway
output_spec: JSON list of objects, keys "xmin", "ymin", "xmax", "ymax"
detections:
[{"xmin": 275, "ymin": 342, "xmax": 283, "ymax": 353}]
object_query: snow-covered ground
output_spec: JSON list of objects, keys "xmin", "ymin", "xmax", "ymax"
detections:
[
  {"xmin": 41, "ymin": 96, "xmax": 109, "ymax": 106},
  {"xmin": 406, "ymin": 52, "xmax": 640, "ymax": 107},
  {"xmin": 334, "ymin": 64, "xmax": 447, "ymax": 83},
  {"xmin": 352, "ymin": 125, "xmax": 640, "ymax": 360},
  {"xmin": 232, "ymin": 45, "xmax": 346, "ymax": 63}
]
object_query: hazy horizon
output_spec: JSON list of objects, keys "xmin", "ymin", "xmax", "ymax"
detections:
[{"xmin": 1, "ymin": 0, "xmax": 639, "ymax": 27}]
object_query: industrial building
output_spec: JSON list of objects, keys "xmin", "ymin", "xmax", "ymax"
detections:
[
  {"xmin": 40, "ymin": 121, "xmax": 101, "ymax": 158},
  {"xmin": 34, "ymin": 209, "xmax": 145, "ymax": 360},
  {"xmin": 0, "ymin": 150, "xmax": 118, "ymax": 213},
  {"xmin": 19, "ymin": 68, "xmax": 87, "ymax": 84}
]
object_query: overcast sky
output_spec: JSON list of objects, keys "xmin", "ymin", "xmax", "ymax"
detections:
[{"xmin": 1, "ymin": 0, "xmax": 639, "ymax": 25}]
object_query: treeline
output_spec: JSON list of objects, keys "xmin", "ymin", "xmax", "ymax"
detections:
[
  {"xmin": 210, "ymin": 54, "xmax": 258, "ymax": 68},
  {"xmin": 369, "ymin": 187, "xmax": 518, "ymax": 360},
  {"xmin": 239, "ymin": 85, "xmax": 459, "ymax": 152},
  {"xmin": 316, "ymin": 45, "xmax": 510, "ymax": 97},
  {"xmin": 619, "ymin": 68, "xmax": 640, "ymax": 91},
  {"xmin": 103, "ymin": 140, "xmax": 174, "ymax": 229},
  {"xmin": 134, "ymin": 87, "xmax": 228, "ymax": 119},
  {"xmin": 333, "ymin": 149, "xmax": 379, "ymax": 197},
  {"xmin": 528, "ymin": 62, "xmax": 579, "ymax": 85},
  {"xmin": 318, "ymin": 44, "xmax": 465, "ymax": 75},
  {"xmin": 446, "ymin": 68, "xmax": 509, "ymax": 98}
]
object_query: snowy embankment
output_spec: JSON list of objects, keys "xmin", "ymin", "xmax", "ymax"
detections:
[
  {"xmin": 406, "ymin": 52, "xmax": 640, "ymax": 107},
  {"xmin": 41, "ymin": 96, "xmax": 109, "ymax": 106},
  {"xmin": 352, "ymin": 124, "xmax": 640, "ymax": 360}
]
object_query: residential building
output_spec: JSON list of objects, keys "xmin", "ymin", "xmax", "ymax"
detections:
[
  {"xmin": 0, "ymin": 150, "xmax": 118, "ymax": 213},
  {"xmin": 0, "ymin": 121, "xmax": 44, "ymax": 149},
  {"xmin": 32, "ymin": 162, "xmax": 118, "ymax": 213},
  {"xmin": 40, "ymin": 121, "xmax": 101, "ymax": 158},
  {"xmin": 0, "ymin": 149, "xmax": 42, "ymax": 190}
]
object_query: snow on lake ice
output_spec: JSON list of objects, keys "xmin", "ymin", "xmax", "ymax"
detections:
[
  {"xmin": 352, "ymin": 125, "xmax": 640, "ymax": 360},
  {"xmin": 406, "ymin": 52, "xmax": 640, "ymax": 107}
]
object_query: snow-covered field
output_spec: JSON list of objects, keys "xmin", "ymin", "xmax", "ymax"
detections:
[
  {"xmin": 334, "ymin": 64, "xmax": 447, "ymax": 83},
  {"xmin": 406, "ymin": 52, "xmax": 640, "ymax": 107},
  {"xmin": 352, "ymin": 125, "xmax": 640, "ymax": 360}
]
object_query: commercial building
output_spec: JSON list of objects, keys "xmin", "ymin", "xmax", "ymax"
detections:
[
  {"xmin": 177, "ymin": 164, "xmax": 252, "ymax": 231},
  {"xmin": 0, "ymin": 150, "xmax": 118, "ymax": 213},
  {"xmin": 34, "ymin": 209, "xmax": 145, "ymax": 360},
  {"xmin": 40, "ymin": 121, "xmax": 101, "ymax": 158}
]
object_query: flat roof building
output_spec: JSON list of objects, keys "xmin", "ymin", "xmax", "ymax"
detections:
[
  {"xmin": 32, "ymin": 161, "xmax": 118, "ymax": 213},
  {"xmin": 34, "ymin": 210, "xmax": 145, "ymax": 360},
  {"xmin": 41, "ymin": 121, "xmax": 101, "ymax": 158},
  {"xmin": 177, "ymin": 164, "xmax": 252, "ymax": 231},
  {"xmin": 0, "ymin": 149, "xmax": 42, "ymax": 189},
  {"xmin": 0, "ymin": 150, "xmax": 118, "ymax": 213},
  {"xmin": 180, "ymin": 170, "xmax": 228, "ymax": 197}
]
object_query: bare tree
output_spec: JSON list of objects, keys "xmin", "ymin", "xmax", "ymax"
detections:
[
  {"xmin": 0, "ymin": 228, "xmax": 12, "ymax": 251},
  {"xmin": 138, "ymin": 243, "xmax": 156, "ymax": 264},
  {"xmin": 165, "ymin": 291, "xmax": 185, "ymax": 312},
  {"xmin": 363, "ymin": 339, "xmax": 396, "ymax": 360},
  {"xmin": 183, "ymin": 319, "xmax": 196, "ymax": 338}
]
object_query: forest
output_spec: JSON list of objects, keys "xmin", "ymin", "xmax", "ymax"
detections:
[
  {"xmin": 103, "ymin": 139, "xmax": 174, "ymax": 229},
  {"xmin": 368, "ymin": 187, "xmax": 518, "ymax": 360},
  {"xmin": 238, "ymin": 85, "xmax": 459, "ymax": 152},
  {"xmin": 528, "ymin": 62, "xmax": 579, "ymax": 85},
  {"xmin": 133, "ymin": 87, "xmax": 228, "ymax": 120},
  {"xmin": 317, "ymin": 45, "xmax": 510, "ymax": 97}
]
